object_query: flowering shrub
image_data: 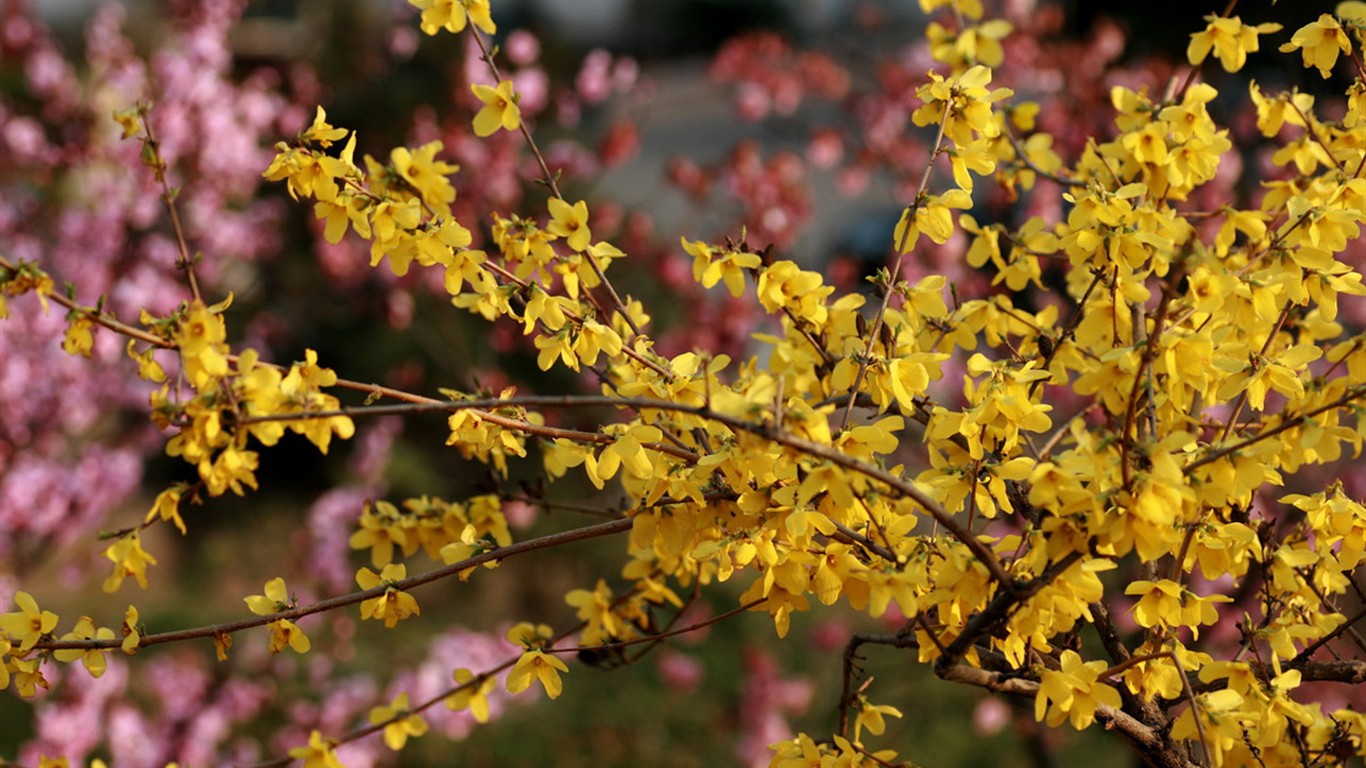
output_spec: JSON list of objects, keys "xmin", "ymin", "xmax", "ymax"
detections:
[{"xmin": 2, "ymin": 0, "xmax": 1366, "ymax": 766}]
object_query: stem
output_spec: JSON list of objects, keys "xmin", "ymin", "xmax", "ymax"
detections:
[
  {"xmin": 1119, "ymin": 271, "xmax": 1178, "ymax": 491},
  {"xmin": 838, "ymin": 104, "xmax": 953, "ymax": 434},
  {"xmin": 1185, "ymin": 383, "xmax": 1366, "ymax": 473},
  {"xmin": 239, "ymin": 393, "xmax": 1014, "ymax": 586},
  {"xmin": 467, "ymin": 28, "xmax": 642, "ymax": 339},
  {"xmin": 35, "ymin": 517, "xmax": 633, "ymax": 653},
  {"xmin": 1216, "ymin": 301, "xmax": 1294, "ymax": 444},
  {"xmin": 139, "ymin": 112, "xmax": 203, "ymax": 305},
  {"xmin": 551, "ymin": 597, "xmax": 766, "ymax": 656}
]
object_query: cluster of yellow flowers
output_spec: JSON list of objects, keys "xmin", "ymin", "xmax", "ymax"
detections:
[
  {"xmin": 6, "ymin": 0, "xmax": 1366, "ymax": 765},
  {"xmin": 349, "ymin": 494, "xmax": 511, "ymax": 570},
  {"xmin": 0, "ymin": 594, "xmax": 141, "ymax": 700},
  {"xmin": 242, "ymin": 0, "xmax": 1366, "ymax": 762}
]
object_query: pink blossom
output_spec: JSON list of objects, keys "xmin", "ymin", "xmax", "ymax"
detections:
[
  {"xmin": 576, "ymin": 49, "xmax": 614, "ymax": 104},
  {"xmin": 505, "ymin": 29, "xmax": 540, "ymax": 66},
  {"xmin": 973, "ymin": 696, "xmax": 1012, "ymax": 735},
  {"xmin": 656, "ymin": 650, "xmax": 704, "ymax": 692},
  {"xmin": 735, "ymin": 647, "xmax": 814, "ymax": 768}
]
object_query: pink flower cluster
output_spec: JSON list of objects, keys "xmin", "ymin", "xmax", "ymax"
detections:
[{"xmin": 0, "ymin": 0, "xmax": 299, "ymax": 574}]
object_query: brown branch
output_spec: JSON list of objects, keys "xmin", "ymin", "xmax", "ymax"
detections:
[
  {"xmin": 1004, "ymin": 126, "xmax": 1085, "ymax": 188},
  {"xmin": 934, "ymin": 551, "xmax": 1083, "ymax": 667},
  {"xmin": 1217, "ymin": 301, "xmax": 1294, "ymax": 444},
  {"xmin": 1288, "ymin": 604, "xmax": 1366, "ymax": 669},
  {"xmin": 1088, "ymin": 601, "xmax": 1167, "ymax": 729},
  {"xmin": 1185, "ymin": 383, "xmax": 1366, "ymax": 474},
  {"xmin": 830, "ymin": 521, "xmax": 899, "ymax": 567},
  {"xmin": 1028, "ymin": 269, "xmax": 1105, "ymax": 399},
  {"xmin": 138, "ymin": 111, "xmax": 203, "ymax": 304},
  {"xmin": 478, "ymin": 260, "xmax": 672, "ymax": 380},
  {"xmin": 33, "ymin": 517, "xmax": 632, "ymax": 653},
  {"xmin": 245, "ymin": 393, "xmax": 1012, "ymax": 586},
  {"xmin": 1119, "ymin": 265, "xmax": 1179, "ymax": 491},
  {"xmin": 551, "ymin": 596, "xmax": 766, "ymax": 656},
  {"xmin": 1192, "ymin": 660, "xmax": 1366, "ymax": 696},
  {"xmin": 838, "ymin": 632, "xmax": 918, "ymax": 737},
  {"xmin": 936, "ymin": 664, "xmax": 1198, "ymax": 768},
  {"xmin": 248, "ymin": 587, "xmax": 756, "ymax": 767},
  {"xmin": 0, "ymin": 256, "xmax": 173, "ymax": 348}
]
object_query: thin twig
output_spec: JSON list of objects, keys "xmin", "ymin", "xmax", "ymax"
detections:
[
  {"xmin": 138, "ymin": 111, "xmax": 203, "ymax": 304},
  {"xmin": 838, "ymin": 104, "xmax": 953, "ymax": 433},
  {"xmin": 35, "ymin": 518, "xmax": 633, "ymax": 653},
  {"xmin": 467, "ymin": 28, "xmax": 642, "ymax": 339}
]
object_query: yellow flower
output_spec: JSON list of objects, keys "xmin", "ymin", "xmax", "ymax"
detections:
[
  {"xmin": 0, "ymin": 591, "xmax": 58, "ymax": 652},
  {"xmin": 10, "ymin": 655, "xmax": 48, "ymax": 698},
  {"xmin": 0, "ymin": 635, "xmax": 10, "ymax": 689},
  {"xmin": 447, "ymin": 667, "xmax": 496, "ymax": 722},
  {"xmin": 893, "ymin": 190, "xmax": 973, "ymax": 253},
  {"xmin": 1248, "ymin": 81, "xmax": 1315, "ymax": 137},
  {"xmin": 912, "ymin": 65, "xmax": 1013, "ymax": 146},
  {"xmin": 927, "ymin": 20, "xmax": 1012, "ymax": 68},
  {"xmin": 52, "ymin": 617, "xmax": 116, "ymax": 677},
  {"xmin": 300, "ymin": 106, "xmax": 347, "ymax": 147},
  {"xmin": 1125, "ymin": 579, "xmax": 1185, "ymax": 629},
  {"xmin": 1280, "ymin": 14, "xmax": 1352, "ymax": 78},
  {"xmin": 572, "ymin": 318, "xmax": 623, "ymax": 368},
  {"xmin": 1214, "ymin": 342, "xmax": 1322, "ymax": 411},
  {"xmin": 1187, "ymin": 16, "xmax": 1282, "ymax": 72},
  {"xmin": 1170, "ymin": 688, "xmax": 1247, "ymax": 764},
  {"xmin": 410, "ymin": 0, "xmax": 496, "ymax": 36},
  {"xmin": 144, "ymin": 486, "xmax": 186, "ymax": 535},
  {"xmin": 175, "ymin": 300, "xmax": 230, "ymax": 390},
  {"xmin": 852, "ymin": 697, "xmax": 903, "ymax": 744},
  {"xmin": 947, "ymin": 139, "xmax": 996, "ymax": 192},
  {"xmin": 126, "ymin": 338, "xmax": 165, "ymax": 379},
  {"xmin": 506, "ymin": 621, "xmax": 555, "ymax": 648},
  {"xmin": 1214, "ymin": 207, "xmax": 1267, "ymax": 256},
  {"xmin": 368, "ymin": 197, "xmax": 422, "ymax": 251},
  {"xmin": 262, "ymin": 145, "xmax": 342, "ymax": 201},
  {"xmin": 565, "ymin": 579, "xmax": 622, "ymax": 645},
  {"xmin": 243, "ymin": 578, "xmax": 310, "ymax": 654},
  {"xmin": 754, "ymin": 260, "xmax": 834, "ymax": 326},
  {"xmin": 314, "ymin": 194, "xmax": 371, "ymax": 244},
  {"xmin": 61, "ymin": 314, "xmax": 95, "ymax": 357},
  {"xmin": 102, "ymin": 533, "xmax": 157, "ymax": 593},
  {"xmin": 349, "ymin": 501, "xmax": 410, "ymax": 568},
  {"xmin": 547, "ymin": 198, "xmax": 592, "ymax": 253},
  {"xmin": 120, "ymin": 605, "xmax": 141, "ymax": 654},
  {"xmin": 1121, "ymin": 122, "xmax": 1169, "ymax": 167},
  {"xmin": 288, "ymin": 730, "xmax": 344, "ymax": 768},
  {"xmin": 471, "ymin": 81, "xmax": 521, "ymax": 137},
  {"xmin": 920, "ymin": 0, "xmax": 984, "ymax": 22},
  {"xmin": 1035, "ymin": 650, "xmax": 1122, "ymax": 730},
  {"xmin": 112, "ymin": 106, "xmax": 142, "ymax": 139},
  {"xmin": 684, "ymin": 238, "xmax": 760, "ymax": 297},
  {"xmin": 583, "ymin": 424, "xmax": 664, "ymax": 489},
  {"xmin": 1123, "ymin": 580, "xmax": 1232, "ymax": 639},
  {"xmin": 505, "ymin": 649, "xmax": 569, "ymax": 699},
  {"xmin": 213, "ymin": 632, "xmax": 232, "ymax": 661},
  {"xmin": 0, "ymin": 259, "xmax": 53, "ymax": 312},
  {"xmin": 369, "ymin": 692, "xmax": 429, "ymax": 750},
  {"xmin": 520, "ymin": 287, "xmax": 574, "ymax": 335},
  {"xmin": 357, "ymin": 564, "xmax": 421, "ymax": 628},
  {"xmin": 390, "ymin": 141, "xmax": 458, "ymax": 211},
  {"xmin": 198, "ymin": 444, "xmax": 260, "ymax": 497}
]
